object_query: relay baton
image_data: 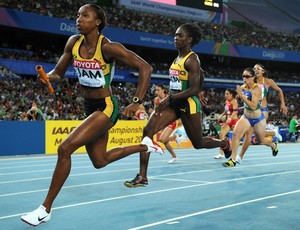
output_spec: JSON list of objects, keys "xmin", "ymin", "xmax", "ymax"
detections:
[{"xmin": 35, "ymin": 65, "xmax": 54, "ymax": 94}]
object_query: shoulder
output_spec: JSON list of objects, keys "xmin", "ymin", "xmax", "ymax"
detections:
[
  {"xmin": 253, "ymin": 84, "xmax": 262, "ymax": 95},
  {"xmin": 185, "ymin": 52, "xmax": 200, "ymax": 67},
  {"xmin": 68, "ymin": 35, "xmax": 81, "ymax": 44},
  {"xmin": 254, "ymin": 84, "xmax": 261, "ymax": 90},
  {"xmin": 187, "ymin": 52, "xmax": 199, "ymax": 61},
  {"xmin": 102, "ymin": 37, "xmax": 124, "ymax": 51},
  {"xmin": 101, "ymin": 36, "xmax": 111, "ymax": 45},
  {"xmin": 65, "ymin": 35, "xmax": 82, "ymax": 49},
  {"xmin": 265, "ymin": 77, "xmax": 276, "ymax": 86},
  {"xmin": 232, "ymin": 98, "xmax": 238, "ymax": 104},
  {"xmin": 101, "ymin": 38, "xmax": 128, "ymax": 57}
]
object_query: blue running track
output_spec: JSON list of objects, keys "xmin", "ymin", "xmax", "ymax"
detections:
[{"xmin": 1, "ymin": 143, "xmax": 300, "ymax": 230}]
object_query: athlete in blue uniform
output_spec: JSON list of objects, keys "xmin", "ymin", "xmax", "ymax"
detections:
[
  {"xmin": 237, "ymin": 63, "xmax": 287, "ymax": 162},
  {"xmin": 223, "ymin": 68, "xmax": 278, "ymax": 167}
]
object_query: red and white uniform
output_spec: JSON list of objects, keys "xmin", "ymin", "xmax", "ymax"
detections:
[
  {"xmin": 135, "ymin": 111, "xmax": 147, "ymax": 120},
  {"xmin": 224, "ymin": 99, "xmax": 238, "ymax": 129},
  {"xmin": 155, "ymin": 95, "xmax": 177, "ymax": 130}
]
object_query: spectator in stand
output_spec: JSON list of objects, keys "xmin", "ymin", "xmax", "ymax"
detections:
[
  {"xmin": 2, "ymin": 0, "xmax": 300, "ymax": 51},
  {"xmin": 23, "ymin": 102, "xmax": 44, "ymax": 121},
  {"xmin": 289, "ymin": 114, "xmax": 299, "ymax": 142}
]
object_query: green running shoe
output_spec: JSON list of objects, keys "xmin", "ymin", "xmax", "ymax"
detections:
[
  {"xmin": 272, "ymin": 141, "xmax": 279, "ymax": 156},
  {"xmin": 124, "ymin": 174, "xmax": 148, "ymax": 188},
  {"xmin": 222, "ymin": 158, "xmax": 236, "ymax": 167}
]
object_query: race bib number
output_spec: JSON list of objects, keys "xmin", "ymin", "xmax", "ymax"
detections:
[
  {"xmin": 73, "ymin": 60, "xmax": 106, "ymax": 87},
  {"xmin": 169, "ymin": 69, "xmax": 182, "ymax": 90}
]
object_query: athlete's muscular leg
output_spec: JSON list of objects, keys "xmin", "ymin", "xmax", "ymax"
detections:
[
  {"xmin": 218, "ymin": 124, "xmax": 231, "ymax": 155},
  {"xmin": 239, "ymin": 127, "xmax": 254, "ymax": 159},
  {"xmin": 86, "ymin": 131, "xmax": 149, "ymax": 169},
  {"xmin": 159, "ymin": 126, "xmax": 177, "ymax": 158},
  {"xmin": 254, "ymin": 119, "xmax": 274, "ymax": 149},
  {"xmin": 263, "ymin": 111, "xmax": 274, "ymax": 138},
  {"xmin": 42, "ymin": 111, "xmax": 114, "ymax": 212},
  {"xmin": 230, "ymin": 117, "xmax": 251, "ymax": 161},
  {"xmin": 180, "ymin": 112, "xmax": 227, "ymax": 149},
  {"xmin": 139, "ymin": 107, "xmax": 178, "ymax": 178},
  {"xmin": 265, "ymin": 130, "xmax": 275, "ymax": 137}
]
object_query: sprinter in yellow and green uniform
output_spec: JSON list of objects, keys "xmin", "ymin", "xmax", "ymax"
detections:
[
  {"xmin": 21, "ymin": 4, "xmax": 164, "ymax": 226},
  {"xmin": 125, "ymin": 23, "xmax": 232, "ymax": 188}
]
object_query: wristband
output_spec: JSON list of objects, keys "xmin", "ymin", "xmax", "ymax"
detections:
[{"xmin": 132, "ymin": 97, "xmax": 142, "ymax": 104}]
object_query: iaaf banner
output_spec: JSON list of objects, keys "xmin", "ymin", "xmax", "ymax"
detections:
[
  {"xmin": 45, "ymin": 120, "xmax": 148, "ymax": 154},
  {"xmin": 45, "ymin": 120, "xmax": 191, "ymax": 154}
]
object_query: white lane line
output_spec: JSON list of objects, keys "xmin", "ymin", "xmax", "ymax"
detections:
[
  {"xmin": 0, "ymin": 183, "xmax": 221, "ymax": 220},
  {"xmin": 1, "ymin": 169, "xmax": 300, "ymax": 219},
  {"xmin": 152, "ymin": 178, "xmax": 210, "ymax": 183},
  {"xmin": 1, "ymin": 167, "xmax": 300, "ymax": 197},
  {"xmin": 1, "ymin": 157, "xmax": 300, "ymax": 181},
  {"xmin": 0, "ymin": 179, "xmax": 126, "ymax": 197},
  {"xmin": 128, "ymin": 189, "xmax": 300, "ymax": 230}
]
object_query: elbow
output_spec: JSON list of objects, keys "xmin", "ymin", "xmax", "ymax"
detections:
[
  {"xmin": 145, "ymin": 64, "xmax": 153, "ymax": 79},
  {"xmin": 191, "ymin": 87, "xmax": 199, "ymax": 96},
  {"xmin": 250, "ymin": 104, "xmax": 258, "ymax": 110},
  {"xmin": 146, "ymin": 63, "xmax": 153, "ymax": 74},
  {"xmin": 138, "ymin": 62, "xmax": 152, "ymax": 76}
]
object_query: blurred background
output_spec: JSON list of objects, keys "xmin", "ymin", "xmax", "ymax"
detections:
[{"xmin": 0, "ymin": 0, "xmax": 299, "ymax": 125}]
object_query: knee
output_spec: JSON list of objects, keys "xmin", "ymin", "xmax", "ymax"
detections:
[
  {"xmin": 232, "ymin": 132, "xmax": 239, "ymax": 140},
  {"xmin": 192, "ymin": 140, "xmax": 205, "ymax": 149},
  {"xmin": 219, "ymin": 132, "xmax": 224, "ymax": 139},
  {"xmin": 256, "ymin": 139, "xmax": 264, "ymax": 145},
  {"xmin": 232, "ymin": 131, "xmax": 243, "ymax": 141},
  {"xmin": 88, "ymin": 151, "xmax": 108, "ymax": 169},
  {"xmin": 57, "ymin": 143, "xmax": 70, "ymax": 160},
  {"xmin": 159, "ymin": 136, "xmax": 167, "ymax": 143},
  {"xmin": 194, "ymin": 145, "xmax": 203, "ymax": 149},
  {"xmin": 92, "ymin": 161, "xmax": 107, "ymax": 169},
  {"xmin": 57, "ymin": 138, "xmax": 78, "ymax": 159}
]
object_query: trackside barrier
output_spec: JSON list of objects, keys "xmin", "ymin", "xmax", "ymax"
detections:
[
  {"xmin": 0, "ymin": 121, "xmax": 45, "ymax": 156},
  {"xmin": 0, "ymin": 121, "xmax": 193, "ymax": 156}
]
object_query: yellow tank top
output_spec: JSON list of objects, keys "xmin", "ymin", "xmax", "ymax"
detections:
[
  {"xmin": 72, "ymin": 35, "xmax": 115, "ymax": 87},
  {"xmin": 169, "ymin": 51, "xmax": 194, "ymax": 91}
]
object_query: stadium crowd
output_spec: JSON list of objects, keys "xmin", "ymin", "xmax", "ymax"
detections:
[
  {"xmin": 1, "ymin": 0, "xmax": 300, "ymax": 51},
  {"xmin": 1, "ymin": 71, "xmax": 298, "ymax": 128},
  {"xmin": 0, "ymin": 0, "xmax": 299, "ymax": 127}
]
